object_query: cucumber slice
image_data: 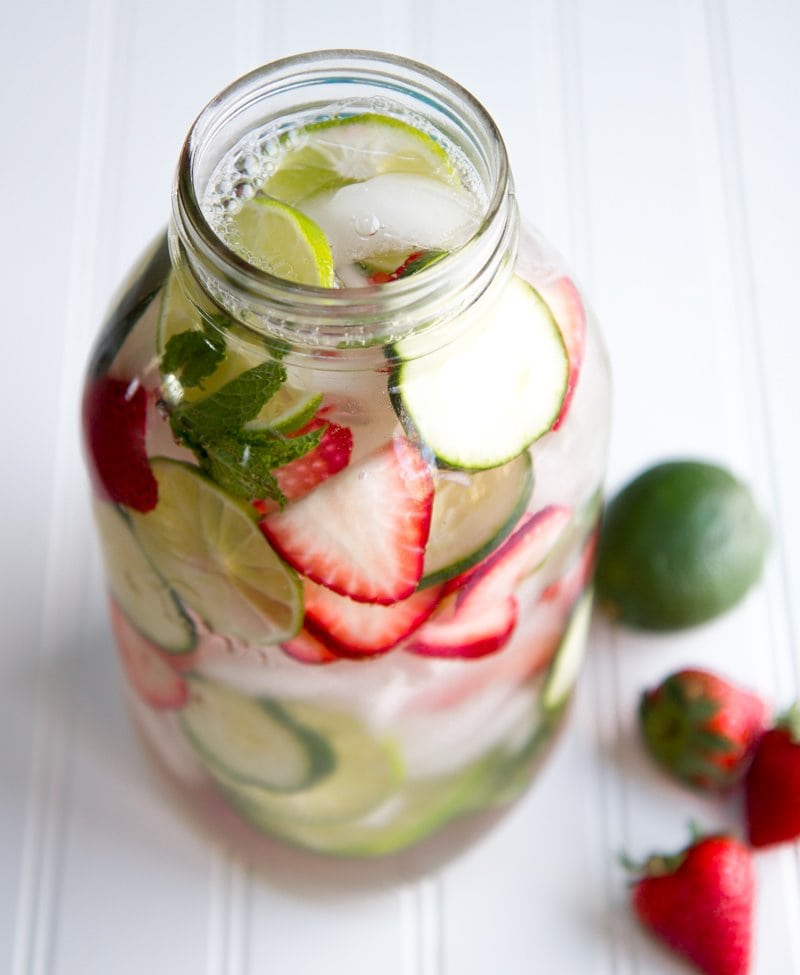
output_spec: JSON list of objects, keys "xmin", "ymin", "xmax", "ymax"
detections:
[
  {"xmin": 421, "ymin": 452, "xmax": 533, "ymax": 587},
  {"xmin": 93, "ymin": 500, "xmax": 195, "ymax": 654},
  {"xmin": 129, "ymin": 459, "xmax": 303, "ymax": 647},
  {"xmin": 392, "ymin": 276, "xmax": 568, "ymax": 470},
  {"xmin": 181, "ymin": 676, "xmax": 334, "ymax": 792},
  {"xmin": 216, "ymin": 702, "xmax": 403, "ymax": 826},
  {"xmin": 541, "ymin": 588, "xmax": 593, "ymax": 712}
]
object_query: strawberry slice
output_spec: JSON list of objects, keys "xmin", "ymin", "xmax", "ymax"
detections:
[
  {"xmin": 280, "ymin": 627, "xmax": 340, "ymax": 665},
  {"xmin": 535, "ymin": 276, "xmax": 586, "ymax": 430},
  {"xmin": 408, "ymin": 506, "xmax": 571, "ymax": 659},
  {"xmin": 109, "ymin": 599, "xmax": 190, "ymax": 710},
  {"xmin": 304, "ymin": 578, "xmax": 443, "ymax": 657},
  {"xmin": 83, "ymin": 375, "xmax": 158, "ymax": 512},
  {"xmin": 261, "ymin": 436, "xmax": 434, "ymax": 605}
]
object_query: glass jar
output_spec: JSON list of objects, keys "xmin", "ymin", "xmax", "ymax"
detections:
[{"xmin": 82, "ymin": 50, "xmax": 611, "ymax": 866}]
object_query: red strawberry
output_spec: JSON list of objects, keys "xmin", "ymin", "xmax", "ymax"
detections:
[
  {"xmin": 253, "ymin": 419, "xmax": 353, "ymax": 514},
  {"xmin": 407, "ymin": 506, "xmax": 571, "ymax": 659},
  {"xmin": 109, "ymin": 599, "xmax": 190, "ymax": 710},
  {"xmin": 83, "ymin": 375, "xmax": 158, "ymax": 512},
  {"xmin": 639, "ymin": 669, "xmax": 768, "ymax": 790},
  {"xmin": 535, "ymin": 276, "xmax": 586, "ymax": 429},
  {"xmin": 629, "ymin": 832, "xmax": 754, "ymax": 975},
  {"xmin": 260, "ymin": 436, "xmax": 433, "ymax": 605},
  {"xmin": 303, "ymin": 578, "xmax": 442, "ymax": 657},
  {"xmin": 744, "ymin": 703, "xmax": 800, "ymax": 848},
  {"xmin": 280, "ymin": 627, "xmax": 339, "ymax": 666}
]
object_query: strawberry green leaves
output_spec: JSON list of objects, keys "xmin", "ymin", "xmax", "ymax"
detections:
[{"xmin": 168, "ymin": 360, "xmax": 325, "ymax": 506}]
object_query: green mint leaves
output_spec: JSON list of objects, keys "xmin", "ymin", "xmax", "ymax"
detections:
[
  {"xmin": 161, "ymin": 315, "xmax": 228, "ymax": 389},
  {"xmin": 168, "ymin": 359, "xmax": 323, "ymax": 506}
]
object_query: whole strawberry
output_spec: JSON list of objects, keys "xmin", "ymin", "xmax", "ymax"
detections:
[
  {"xmin": 639, "ymin": 669, "xmax": 768, "ymax": 790},
  {"xmin": 629, "ymin": 833, "xmax": 755, "ymax": 975},
  {"xmin": 745, "ymin": 702, "xmax": 800, "ymax": 848}
]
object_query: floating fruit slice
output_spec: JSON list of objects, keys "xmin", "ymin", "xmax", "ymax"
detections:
[
  {"xmin": 303, "ymin": 578, "xmax": 443, "ymax": 657},
  {"xmin": 541, "ymin": 588, "xmax": 593, "ymax": 712},
  {"xmin": 262, "ymin": 112, "xmax": 457, "ymax": 205},
  {"xmin": 181, "ymin": 676, "xmax": 334, "ymax": 792},
  {"xmin": 280, "ymin": 627, "xmax": 339, "ymax": 665},
  {"xmin": 227, "ymin": 196, "xmax": 335, "ymax": 285},
  {"xmin": 534, "ymin": 275, "xmax": 586, "ymax": 429},
  {"xmin": 392, "ymin": 276, "xmax": 569, "ymax": 470},
  {"xmin": 214, "ymin": 699, "xmax": 403, "ymax": 825},
  {"xmin": 93, "ymin": 500, "xmax": 196, "ymax": 653},
  {"xmin": 261, "ymin": 436, "xmax": 434, "ymax": 605},
  {"xmin": 109, "ymin": 599, "xmax": 190, "ymax": 710},
  {"xmin": 421, "ymin": 452, "xmax": 533, "ymax": 588},
  {"xmin": 129, "ymin": 459, "xmax": 303, "ymax": 646},
  {"xmin": 84, "ymin": 375, "xmax": 158, "ymax": 512},
  {"xmin": 408, "ymin": 506, "xmax": 571, "ymax": 659}
]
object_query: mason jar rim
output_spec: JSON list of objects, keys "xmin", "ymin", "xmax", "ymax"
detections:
[{"xmin": 170, "ymin": 49, "xmax": 515, "ymax": 349}]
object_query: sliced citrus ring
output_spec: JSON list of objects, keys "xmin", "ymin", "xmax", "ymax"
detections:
[
  {"xmin": 129, "ymin": 459, "xmax": 303, "ymax": 646},
  {"xmin": 421, "ymin": 452, "xmax": 534, "ymax": 587},
  {"xmin": 156, "ymin": 270, "xmax": 321, "ymax": 429},
  {"xmin": 541, "ymin": 588, "xmax": 593, "ymax": 713},
  {"xmin": 180, "ymin": 676, "xmax": 334, "ymax": 792},
  {"xmin": 263, "ymin": 113, "xmax": 457, "ymax": 204},
  {"xmin": 215, "ymin": 700, "xmax": 403, "ymax": 826},
  {"xmin": 93, "ymin": 499, "xmax": 195, "ymax": 653},
  {"xmin": 227, "ymin": 197, "xmax": 335, "ymax": 286}
]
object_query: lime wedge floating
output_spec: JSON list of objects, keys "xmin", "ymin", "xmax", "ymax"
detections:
[
  {"xmin": 129, "ymin": 459, "xmax": 303, "ymax": 646},
  {"xmin": 93, "ymin": 500, "xmax": 196, "ymax": 653},
  {"xmin": 421, "ymin": 453, "xmax": 534, "ymax": 587},
  {"xmin": 227, "ymin": 197, "xmax": 335, "ymax": 286},
  {"xmin": 214, "ymin": 701, "xmax": 403, "ymax": 827},
  {"xmin": 392, "ymin": 276, "xmax": 569, "ymax": 470},
  {"xmin": 156, "ymin": 270, "xmax": 321, "ymax": 429},
  {"xmin": 180, "ymin": 676, "xmax": 334, "ymax": 792},
  {"xmin": 263, "ymin": 113, "xmax": 458, "ymax": 204},
  {"xmin": 541, "ymin": 588, "xmax": 593, "ymax": 712}
]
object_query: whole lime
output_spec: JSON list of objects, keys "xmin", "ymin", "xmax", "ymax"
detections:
[{"xmin": 596, "ymin": 461, "xmax": 769, "ymax": 630}]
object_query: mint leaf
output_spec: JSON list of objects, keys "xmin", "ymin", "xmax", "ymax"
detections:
[
  {"xmin": 202, "ymin": 426, "xmax": 325, "ymax": 504},
  {"xmin": 161, "ymin": 329, "xmax": 226, "ymax": 388},
  {"xmin": 171, "ymin": 361, "xmax": 287, "ymax": 442}
]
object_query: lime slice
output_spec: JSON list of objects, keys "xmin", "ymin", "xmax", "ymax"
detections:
[
  {"xmin": 422, "ymin": 453, "xmax": 534, "ymax": 587},
  {"xmin": 227, "ymin": 197, "xmax": 335, "ymax": 286},
  {"xmin": 129, "ymin": 459, "xmax": 303, "ymax": 646},
  {"xmin": 263, "ymin": 113, "xmax": 457, "ymax": 204},
  {"xmin": 157, "ymin": 270, "xmax": 321, "ymax": 429},
  {"xmin": 93, "ymin": 500, "xmax": 196, "ymax": 653},
  {"xmin": 180, "ymin": 676, "xmax": 334, "ymax": 792},
  {"xmin": 216, "ymin": 701, "xmax": 403, "ymax": 826}
]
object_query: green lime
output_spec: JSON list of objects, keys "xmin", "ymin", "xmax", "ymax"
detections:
[
  {"xmin": 129, "ymin": 459, "xmax": 303, "ymax": 645},
  {"xmin": 263, "ymin": 113, "xmax": 457, "ymax": 205},
  {"xmin": 227, "ymin": 197, "xmax": 335, "ymax": 285},
  {"xmin": 596, "ymin": 460, "xmax": 769, "ymax": 630}
]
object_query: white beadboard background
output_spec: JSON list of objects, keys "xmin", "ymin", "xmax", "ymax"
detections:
[{"xmin": 3, "ymin": 1, "xmax": 799, "ymax": 972}]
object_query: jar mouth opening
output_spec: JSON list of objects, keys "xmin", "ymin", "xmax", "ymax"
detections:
[{"xmin": 172, "ymin": 50, "xmax": 513, "ymax": 340}]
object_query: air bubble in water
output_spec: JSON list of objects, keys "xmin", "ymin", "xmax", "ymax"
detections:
[
  {"xmin": 234, "ymin": 180, "xmax": 256, "ymax": 200},
  {"xmin": 235, "ymin": 152, "xmax": 260, "ymax": 176},
  {"xmin": 354, "ymin": 213, "xmax": 381, "ymax": 238}
]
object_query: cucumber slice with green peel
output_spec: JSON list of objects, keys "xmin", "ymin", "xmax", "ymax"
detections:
[
  {"xmin": 421, "ymin": 452, "xmax": 533, "ymax": 588},
  {"xmin": 129, "ymin": 459, "xmax": 303, "ymax": 646},
  {"xmin": 391, "ymin": 276, "xmax": 569, "ymax": 470},
  {"xmin": 181, "ymin": 676, "xmax": 334, "ymax": 792},
  {"xmin": 157, "ymin": 270, "xmax": 320, "ymax": 429},
  {"xmin": 215, "ymin": 702, "xmax": 403, "ymax": 826},
  {"xmin": 541, "ymin": 588, "xmax": 593, "ymax": 712},
  {"xmin": 93, "ymin": 500, "xmax": 196, "ymax": 654}
]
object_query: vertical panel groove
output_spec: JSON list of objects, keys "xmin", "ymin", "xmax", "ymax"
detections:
[{"xmin": 10, "ymin": 1, "xmax": 117, "ymax": 972}]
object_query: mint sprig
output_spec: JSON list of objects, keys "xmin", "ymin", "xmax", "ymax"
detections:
[
  {"xmin": 161, "ymin": 316, "xmax": 229, "ymax": 389},
  {"xmin": 169, "ymin": 360, "xmax": 323, "ymax": 505}
]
